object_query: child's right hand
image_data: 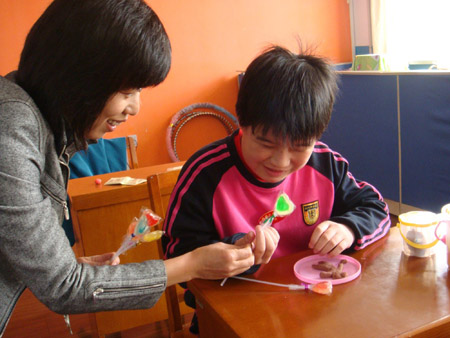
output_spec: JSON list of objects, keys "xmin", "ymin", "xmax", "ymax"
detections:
[
  {"xmin": 308, "ymin": 221, "xmax": 355, "ymax": 256},
  {"xmin": 235, "ymin": 225, "xmax": 280, "ymax": 265}
]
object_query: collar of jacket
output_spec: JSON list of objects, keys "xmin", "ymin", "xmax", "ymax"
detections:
[{"xmin": 55, "ymin": 119, "xmax": 78, "ymax": 163}]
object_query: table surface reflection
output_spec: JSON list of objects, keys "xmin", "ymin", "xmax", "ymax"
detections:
[{"xmin": 188, "ymin": 228, "xmax": 450, "ymax": 338}]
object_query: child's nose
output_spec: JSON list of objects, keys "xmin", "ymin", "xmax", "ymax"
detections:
[{"xmin": 272, "ymin": 148, "xmax": 290, "ymax": 167}]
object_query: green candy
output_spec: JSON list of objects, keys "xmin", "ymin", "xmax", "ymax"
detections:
[{"xmin": 275, "ymin": 193, "xmax": 295, "ymax": 216}]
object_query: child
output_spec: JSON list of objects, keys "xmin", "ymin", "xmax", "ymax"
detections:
[{"xmin": 162, "ymin": 45, "xmax": 390, "ymax": 333}]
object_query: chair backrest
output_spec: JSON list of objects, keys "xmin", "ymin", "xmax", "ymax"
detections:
[
  {"xmin": 125, "ymin": 135, "xmax": 139, "ymax": 169},
  {"xmin": 147, "ymin": 168, "xmax": 186, "ymax": 335}
]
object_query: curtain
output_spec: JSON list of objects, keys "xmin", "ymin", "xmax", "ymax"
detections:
[{"xmin": 371, "ymin": 0, "xmax": 450, "ymax": 70}]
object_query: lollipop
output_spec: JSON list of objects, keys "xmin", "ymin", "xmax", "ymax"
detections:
[
  {"xmin": 221, "ymin": 193, "xmax": 296, "ymax": 286},
  {"xmin": 261, "ymin": 192, "xmax": 296, "ymax": 228},
  {"xmin": 111, "ymin": 208, "xmax": 164, "ymax": 262},
  {"xmin": 226, "ymin": 276, "xmax": 332, "ymax": 295}
]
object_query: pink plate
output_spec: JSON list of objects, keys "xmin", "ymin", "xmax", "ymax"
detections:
[{"xmin": 293, "ymin": 254, "xmax": 361, "ymax": 285}]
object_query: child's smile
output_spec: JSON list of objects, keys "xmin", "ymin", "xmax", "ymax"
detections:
[{"xmin": 240, "ymin": 126, "xmax": 315, "ymax": 183}]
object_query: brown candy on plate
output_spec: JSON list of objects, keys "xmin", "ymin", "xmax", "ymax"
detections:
[{"xmin": 312, "ymin": 259, "xmax": 348, "ymax": 279}]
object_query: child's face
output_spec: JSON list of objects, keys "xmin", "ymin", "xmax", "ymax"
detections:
[
  {"xmin": 86, "ymin": 89, "xmax": 141, "ymax": 140},
  {"xmin": 241, "ymin": 126, "xmax": 315, "ymax": 183}
]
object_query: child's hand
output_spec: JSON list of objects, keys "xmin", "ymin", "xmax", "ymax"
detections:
[
  {"xmin": 308, "ymin": 221, "xmax": 355, "ymax": 257},
  {"xmin": 235, "ymin": 225, "xmax": 280, "ymax": 265}
]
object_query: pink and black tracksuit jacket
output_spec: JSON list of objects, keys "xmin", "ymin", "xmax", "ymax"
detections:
[{"xmin": 162, "ymin": 130, "xmax": 391, "ymax": 261}]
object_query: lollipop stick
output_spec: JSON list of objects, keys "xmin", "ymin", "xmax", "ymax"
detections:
[
  {"xmin": 260, "ymin": 215, "xmax": 275, "ymax": 229},
  {"xmin": 225, "ymin": 276, "xmax": 332, "ymax": 294},
  {"xmin": 111, "ymin": 240, "xmax": 136, "ymax": 262},
  {"xmin": 230, "ymin": 276, "xmax": 306, "ymax": 290}
]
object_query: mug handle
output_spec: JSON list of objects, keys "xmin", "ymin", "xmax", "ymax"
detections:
[{"xmin": 435, "ymin": 214, "xmax": 449, "ymax": 244}]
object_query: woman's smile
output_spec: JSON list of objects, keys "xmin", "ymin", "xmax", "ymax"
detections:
[
  {"xmin": 86, "ymin": 90, "xmax": 140, "ymax": 139},
  {"xmin": 106, "ymin": 118, "xmax": 126, "ymax": 131}
]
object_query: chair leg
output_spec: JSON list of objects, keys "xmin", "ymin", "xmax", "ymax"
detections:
[{"xmin": 165, "ymin": 285, "xmax": 183, "ymax": 334}]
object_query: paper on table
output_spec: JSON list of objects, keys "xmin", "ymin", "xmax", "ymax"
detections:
[{"xmin": 104, "ymin": 177, "xmax": 147, "ymax": 186}]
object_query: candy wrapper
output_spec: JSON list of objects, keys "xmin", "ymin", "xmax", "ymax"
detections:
[
  {"xmin": 111, "ymin": 208, "xmax": 164, "ymax": 262},
  {"xmin": 105, "ymin": 177, "xmax": 147, "ymax": 186},
  {"xmin": 261, "ymin": 192, "xmax": 296, "ymax": 228}
]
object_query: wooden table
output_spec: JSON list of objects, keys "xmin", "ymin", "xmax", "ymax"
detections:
[
  {"xmin": 188, "ymin": 228, "xmax": 450, "ymax": 338},
  {"xmin": 68, "ymin": 162, "xmax": 184, "ymax": 337}
]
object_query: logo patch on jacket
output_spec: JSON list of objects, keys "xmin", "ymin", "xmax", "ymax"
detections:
[{"xmin": 302, "ymin": 201, "xmax": 319, "ymax": 225}]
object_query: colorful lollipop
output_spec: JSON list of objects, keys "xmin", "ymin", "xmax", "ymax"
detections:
[
  {"xmin": 111, "ymin": 208, "xmax": 163, "ymax": 261},
  {"xmin": 261, "ymin": 192, "xmax": 296, "ymax": 228},
  {"xmin": 220, "ymin": 193, "xmax": 296, "ymax": 287}
]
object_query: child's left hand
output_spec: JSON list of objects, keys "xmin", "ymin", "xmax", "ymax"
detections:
[
  {"xmin": 308, "ymin": 221, "xmax": 355, "ymax": 257},
  {"xmin": 235, "ymin": 225, "xmax": 280, "ymax": 265}
]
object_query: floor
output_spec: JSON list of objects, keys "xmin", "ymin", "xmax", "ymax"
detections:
[{"xmin": 3, "ymin": 288, "xmax": 195, "ymax": 338}]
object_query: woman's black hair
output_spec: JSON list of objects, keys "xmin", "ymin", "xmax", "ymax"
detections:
[
  {"xmin": 236, "ymin": 45, "xmax": 338, "ymax": 146},
  {"xmin": 17, "ymin": 0, "xmax": 171, "ymax": 149}
]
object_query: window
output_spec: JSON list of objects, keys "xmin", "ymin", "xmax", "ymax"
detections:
[{"xmin": 371, "ymin": 0, "xmax": 450, "ymax": 70}]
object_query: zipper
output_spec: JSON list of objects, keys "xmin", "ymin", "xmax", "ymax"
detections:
[
  {"xmin": 58, "ymin": 143, "xmax": 70, "ymax": 191},
  {"xmin": 56, "ymin": 142, "xmax": 71, "ymax": 221},
  {"xmin": 63, "ymin": 200, "xmax": 69, "ymax": 220},
  {"xmin": 93, "ymin": 284, "xmax": 165, "ymax": 299},
  {"xmin": 41, "ymin": 184, "xmax": 70, "ymax": 220}
]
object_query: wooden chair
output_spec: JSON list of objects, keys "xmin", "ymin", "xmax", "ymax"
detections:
[
  {"xmin": 125, "ymin": 135, "xmax": 139, "ymax": 169},
  {"xmin": 147, "ymin": 167, "xmax": 194, "ymax": 337}
]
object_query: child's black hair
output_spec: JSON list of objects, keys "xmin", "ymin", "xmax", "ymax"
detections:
[{"xmin": 236, "ymin": 45, "xmax": 338, "ymax": 145}]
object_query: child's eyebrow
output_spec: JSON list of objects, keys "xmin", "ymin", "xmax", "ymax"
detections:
[
  {"xmin": 255, "ymin": 135, "xmax": 275, "ymax": 143},
  {"xmin": 292, "ymin": 141, "xmax": 314, "ymax": 149}
]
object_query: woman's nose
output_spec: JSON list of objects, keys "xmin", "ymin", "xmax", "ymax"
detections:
[{"xmin": 125, "ymin": 93, "xmax": 140, "ymax": 116}]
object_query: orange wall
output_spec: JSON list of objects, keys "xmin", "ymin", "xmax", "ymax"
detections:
[{"xmin": 0, "ymin": 0, "xmax": 351, "ymax": 167}]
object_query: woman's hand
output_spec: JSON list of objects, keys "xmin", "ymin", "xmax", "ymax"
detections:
[
  {"xmin": 77, "ymin": 252, "xmax": 120, "ymax": 266},
  {"xmin": 308, "ymin": 221, "xmax": 355, "ymax": 256},
  {"xmin": 235, "ymin": 225, "xmax": 280, "ymax": 265},
  {"xmin": 164, "ymin": 242, "xmax": 255, "ymax": 286}
]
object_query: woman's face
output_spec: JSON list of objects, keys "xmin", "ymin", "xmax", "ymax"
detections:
[{"xmin": 86, "ymin": 89, "xmax": 142, "ymax": 140}]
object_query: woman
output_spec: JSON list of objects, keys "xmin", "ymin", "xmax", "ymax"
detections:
[{"xmin": 0, "ymin": 0, "xmax": 254, "ymax": 334}]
